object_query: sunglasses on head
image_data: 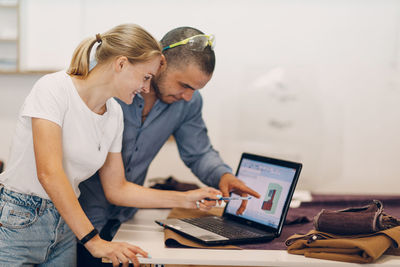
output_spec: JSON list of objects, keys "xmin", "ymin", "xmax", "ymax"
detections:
[{"xmin": 162, "ymin": 34, "xmax": 215, "ymax": 52}]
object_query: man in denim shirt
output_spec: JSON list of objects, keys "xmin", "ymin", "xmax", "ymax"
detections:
[{"xmin": 78, "ymin": 27, "xmax": 260, "ymax": 257}]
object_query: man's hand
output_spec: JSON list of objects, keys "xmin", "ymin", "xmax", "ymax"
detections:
[{"xmin": 218, "ymin": 173, "xmax": 261, "ymax": 215}]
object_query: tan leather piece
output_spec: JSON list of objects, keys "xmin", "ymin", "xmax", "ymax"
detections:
[{"xmin": 286, "ymin": 226, "xmax": 400, "ymax": 263}]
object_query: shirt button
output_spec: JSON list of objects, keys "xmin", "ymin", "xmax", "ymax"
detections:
[
  {"xmin": 127, "ymin": 167, "xmax": 131, "ymax": 173},
  {"xmin": 139, "ymin": 104, "xmax": 143, "ymax": 108},
  {"xmin": 135, "ymin": 147, "xmax": 139, "ymax": 151}
]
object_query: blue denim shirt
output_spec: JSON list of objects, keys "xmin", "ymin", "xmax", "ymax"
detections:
[{"xmin": 78, "ymin": 91, "xmax": 232, "ymax": 230}]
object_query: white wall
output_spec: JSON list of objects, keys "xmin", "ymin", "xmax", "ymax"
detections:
[
  {"xmin": 0, "ymin": 74, "xmax": 39, "ymax": 163},
  {"xmin": 1, "ymin": 0, "xmax": 400, "ymax": 194}
]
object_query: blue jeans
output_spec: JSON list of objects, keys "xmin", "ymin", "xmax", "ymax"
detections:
[{"xmin": 0, "ymin": 184, "xmax": 76, "ymax": 266}]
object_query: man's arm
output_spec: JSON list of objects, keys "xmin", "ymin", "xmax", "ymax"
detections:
[
  {"xmin": 219, "ymin": 173, "xmax": 261, "ymax": 214},
  {"xmin": 174, "ymin": 92, "xmax": 260, "ymax": 213},
  {"xmin": 173, "ymin": 92, "xmax": 231, "ymax": 188}
]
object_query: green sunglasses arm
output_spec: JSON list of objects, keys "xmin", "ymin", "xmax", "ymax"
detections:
[{"xmin": 162, "ymin": 39, "xmax": 189, "ymax": 51}]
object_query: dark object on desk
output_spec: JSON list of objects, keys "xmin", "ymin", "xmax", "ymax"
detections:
[
  {"xmin": 285, "ymin": 226, "xmax": 400, "ymax": 263},
  {"xmin": 314, "ymin": 199, "xmax": 400, "ymax": 235},
  {"xmin": 149, "ymin": 176, "xmax": 199, "ymax": 191},
  {"xmin": 0, "ymin": 160, "xmax": 3, "ymax": 173},
  {"xmin": 285, "ymin": 214, "xmax": 311, "ymax": 225}
]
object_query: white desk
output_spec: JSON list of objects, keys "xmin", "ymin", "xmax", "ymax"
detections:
[{"xmin": 112, "ymin": 209, "xmax": 400, "ymax": 266}]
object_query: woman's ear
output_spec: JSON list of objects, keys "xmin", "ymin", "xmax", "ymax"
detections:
[{"xmin": 114, "ymin": 56, "xmax": 128, "ymax": 73}]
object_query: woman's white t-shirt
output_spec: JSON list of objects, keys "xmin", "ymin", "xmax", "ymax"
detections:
[{"xmin": 0, "ymin": 71, "xmax": 124, "ymax": 199}]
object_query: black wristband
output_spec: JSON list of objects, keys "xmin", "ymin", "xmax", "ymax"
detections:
[{"xmin": 79, "ymin": 229, "xmax": 99, "ymax": 245}]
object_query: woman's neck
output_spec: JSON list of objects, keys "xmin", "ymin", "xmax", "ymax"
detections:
[{"xmin": 71, "ymin": 66, "xmax": 113, "ymax": 115}]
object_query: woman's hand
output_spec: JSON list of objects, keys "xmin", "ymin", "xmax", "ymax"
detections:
[
  {"xmin": 85, "ymin": 235, "xmax": 149, "ymax": 267},
  {"xmin": 182, "ymin": 187, "xmax": 222, "ymax": 211}
]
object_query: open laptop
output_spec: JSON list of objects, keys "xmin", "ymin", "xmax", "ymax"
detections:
[{"xmin": 155, "ymin": 152, "xmax": 302, "ymax": 245}]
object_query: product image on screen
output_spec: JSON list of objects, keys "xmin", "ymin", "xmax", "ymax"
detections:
[
  {"xmin": 225, "ymin": 158, "xmax": 296, "ymax": 229},
  {"xmin": 262, "ymin": 183, "xmax": 282, "ymax": 213}
]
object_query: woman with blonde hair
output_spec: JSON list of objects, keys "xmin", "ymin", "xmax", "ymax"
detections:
[{"xmin": 0, "ymin": 23, "xmax": 220, "ymax": 267}]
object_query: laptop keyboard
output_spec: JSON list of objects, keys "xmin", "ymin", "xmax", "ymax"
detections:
[{"xmin": 181, "ymin": 217, "xmax": 268, "ymax": 239}]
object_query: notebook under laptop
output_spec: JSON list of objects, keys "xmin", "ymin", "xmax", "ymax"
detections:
[{"xmin": 155, "ymin": 152, "xmax": 302, "ymax": 245}]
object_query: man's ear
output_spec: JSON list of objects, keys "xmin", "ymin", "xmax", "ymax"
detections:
[
  {"xmin": 114, "ymin": 56, "xmax": 128, "ymax": 73},
  {"xmin": 159, "ymin": 54, "xmax": 167, "ymax": 72}
]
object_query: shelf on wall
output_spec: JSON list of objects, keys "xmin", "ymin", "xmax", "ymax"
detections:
[
  {"xmin": 0, "ymin": 4, "xmax": 17, "ymax": 8},
  {"xmin": 0, "ymin": 70, "xmax": 58, "ymax": 75},
  {"xmin": 0, "ymin": 58, "xmax": 17, "ymax": 72},
  {"xmin": 0, "ymin": 0, "xmax": 18, "ymax": 7},
  {"xmin": 0, "ymin": 0, "xmax": 19, "ymax": 72},
  {"xmin": 0, "ymin": 38, "xmax": 18, "ymax": 42}
]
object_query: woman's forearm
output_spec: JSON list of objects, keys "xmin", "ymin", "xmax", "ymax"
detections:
[
  {"xmin": 105, "ymin": 181, "xmax": 188, "ymax": 208},
  {"xmin": 38, "ymin": 169, "xmax": 96, "ymax": 240},
  {"xmin": 99, "ymin": 152, "xmax": 221, "ymax": 210}
]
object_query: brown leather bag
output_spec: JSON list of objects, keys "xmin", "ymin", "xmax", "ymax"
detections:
[{"xmin": 313, "ymin": 200, "xmax": 400, "ymax": 235}]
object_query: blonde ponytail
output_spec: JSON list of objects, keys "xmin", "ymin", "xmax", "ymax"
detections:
[{"xmin": 67, "ymin": 37, "xmax": 98, "ymax": 78}]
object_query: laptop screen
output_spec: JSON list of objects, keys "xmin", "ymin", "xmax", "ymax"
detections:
[{"xmin": 224, "ymin": 156, "xmax": 298, "ymax": 229}]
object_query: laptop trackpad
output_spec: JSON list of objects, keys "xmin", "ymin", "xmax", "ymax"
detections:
[{"xmin": 159, "ymin": 218, "xmax": 229, "ymax": 241}]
